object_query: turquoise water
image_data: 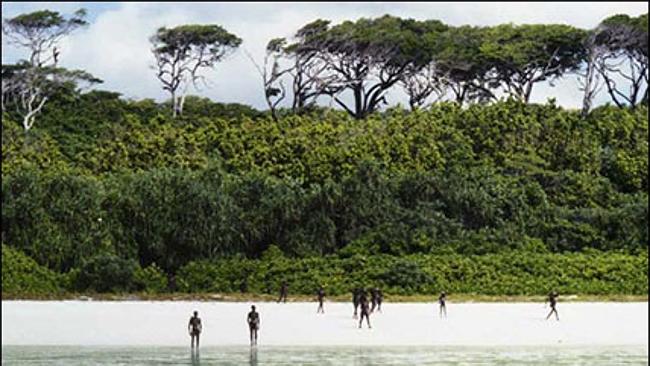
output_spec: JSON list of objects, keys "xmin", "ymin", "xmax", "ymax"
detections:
[{"xmin": 2, "ymin": 345, "xmax": 648, "ymax": 365}]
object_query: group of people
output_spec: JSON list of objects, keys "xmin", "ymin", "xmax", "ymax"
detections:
[
  {"xmin": 188, "ymin": 286, "xmax": 561, "ymax": 349},
  {"xmin": 351, "ymin": 287, "xmax": 383, "ymax": 328}
]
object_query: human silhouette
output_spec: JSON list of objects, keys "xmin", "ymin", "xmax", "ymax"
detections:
[
  {"xmin": 546, "ymin": 291, "xmax": 559, "ymax": 321},
  {"xmin": 247, "ymin": 305, "xmax": 260, "ymax": 345},
  {"xmin": 278, "ymin": 282, "xmax": 288, "ymax": 303},
  {"xmin": 317, "ymin": 286, "xmax": 326, "ymax": 314},
  {"xmin": 188, "ymin": 310, "xmax": 202, "ymax": 349},
  {"xmin": 358, "ymin": 290, "xmax": 372, "ymax": 329}
]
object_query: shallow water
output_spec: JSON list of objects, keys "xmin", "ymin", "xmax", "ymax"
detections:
[{"xmin": 2, "ymin": 345, "xmax": 648, "ymax": 365}]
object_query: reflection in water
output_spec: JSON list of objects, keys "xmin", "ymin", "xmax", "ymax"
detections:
[
  {"xmin": 249, "ymin": 346, "xmax": 258, "ymax": 366},
  {"xmin": 1, "ymin": 345, "xmax": 648, "ymax": 365},
  {"xmin": 191, "ymin": 349, "xmax": 200, "ymax": 365}
]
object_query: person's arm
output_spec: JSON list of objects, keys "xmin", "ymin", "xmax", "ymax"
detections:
[
  {"xmin": 188, "ymin": 318, "xmax": 192, "ymax": 334},
  {"xmin": 198, "ymin": 319, "xmax": 202, "ymax": 332}
]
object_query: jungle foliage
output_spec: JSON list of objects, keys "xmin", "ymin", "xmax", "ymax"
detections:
[{"xmin": 1, "ymin": 94, "xmax": 647, "ymax": 294}]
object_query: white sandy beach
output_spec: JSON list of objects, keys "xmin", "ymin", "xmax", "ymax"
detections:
[{"xmin": 2, "ymin": 301, "xmax": 647, "ymax": 347}]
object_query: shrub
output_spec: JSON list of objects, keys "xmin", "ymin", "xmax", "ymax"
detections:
[
  {"xmin": 1, "ymin": 244, "xmax": 61, "ymax": 295},
  {"xmin": 133, "ymin": 263, "xmax": 167, "ymax": 293},
  {"xmin": 75, "ymin": 253, "xmax": 137, "ymax": 293}
]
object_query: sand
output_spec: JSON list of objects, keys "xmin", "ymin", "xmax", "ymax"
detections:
[{"xmin": 2, "ymin": 301, "xmax": 647, "ymax": 346}]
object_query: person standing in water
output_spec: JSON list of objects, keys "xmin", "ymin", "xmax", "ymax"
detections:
[
  {"xmin": 247, "ymin": 305, "xmax": 260, "ymax": 345},
  {"xmin": 278, "ymin": 281, "xmax": 288, "ymax": 303},
  {"xmin": 546, "ymin": 291, "xmax": 559, "ymax": 321},
  {"xmin": 317, "ymin": 286, "xmax": 326, "ymax": 314},
  {"xmin": 352, "ymin": 288, "xmax": 360, "ymax": 318},
  {"xmin": 358, "ymin": 289, "xmax": 372, "ymax": 329},
  {"xmin": 438, "ymin": 292, "xmax": 447, "ymax": 318},
  {"xmin": 188, "ymin": 310, "xmax": 202, "ymax": 349}
]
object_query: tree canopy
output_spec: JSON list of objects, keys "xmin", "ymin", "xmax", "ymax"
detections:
[{"xmin": 150, "ymin": 24, "xmax": 242, "ymax": 117}]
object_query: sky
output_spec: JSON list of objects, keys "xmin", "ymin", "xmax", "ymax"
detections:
[{"xmin": 1, "ymin": 2, "xmax": 647, "ymax": 110}]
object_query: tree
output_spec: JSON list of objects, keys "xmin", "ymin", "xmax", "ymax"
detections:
[
  {"xmin": 297, "ymin": 15, "xmax": 437, "ymax": 119},
  {"xmin": 481, "ymin": 24, "xmax": 587, "ymax": 103},
  {"xmin": 246, "ymin": 38, "xmax": 293, "ymax": 121},
  {"xmin": 150, "ymin": 24, "xmax": 242, "ymax": 117},
  {"xmin": 595, "ymin": 14, "xmax": 648, "ymax": 109},
  {"xmin": 399, "ymin": 21, "xmax": 450, "ymax": 110},
  {"xmin": 400, "ymin": 62, "xmax": 448, "ymax": 110},
  {"xmin": 578, "ymin": 27, "xmax": 608, "ymax": 117},
  {"xmin": 286, "ymin": 19, "xmax": 337, "ymax": 113},
  {"xmin": 2, "ymin": 63, "xmax": 102, "ymax": 132},
  {"xmin": 2, "ymin": 9, "xmax": 89, "ymax": 132},
  {"xmin": 435, "ymin": 26, "xmax": 497, "ymax": 105}
]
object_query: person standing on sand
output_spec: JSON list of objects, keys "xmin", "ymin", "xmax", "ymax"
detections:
[
  {"xmin": 317, "ymin": 286, "xmax": 326, "ymax": 314},
  {"xmin": 376, "ymin": 288, "xmax": 383, "ymax": 312},
  {"xmin": 439, "ymin": 292, "xmax": 447, "ymax": 318},
  {"xmin": 278, "ymin": 281, "xmax": 288, "ymax": 303},
  {"xmin": 370, "ymin": 288, "xmax": 378, "ymax": 313},
  {"xmin": 188, "ymin": 310, "xmax": 202, "ymax": 349},
  {"xmin": 358, "ymin": 290, "xmax": 372, "ymax": 329},
  {"xmin": 546, "ymin": 291, "xmax": 559, "ymax": 321},
  {"xmin": 352, "ymin": 288, "xmax": 360, "ymax": 318},
  {"xmin": 247, "ymin": 305, "xmax": 260, "ymax": 345}
]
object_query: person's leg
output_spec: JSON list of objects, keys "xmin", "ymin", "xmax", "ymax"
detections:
[
  {"xmin": 250, "ymin": 328, "xmax": 253, "ymax": 345},
  {"xmin": 254, "ymin": 328, "xmax": 258, "ymax": 344},
  {"xmin": 191, "ymin": 334, "xmax": 195, "ymax": 349},
  {"xmin": 554, "ymin": 308, "xmax": 559, "ymax": 321},
  {"xmin": 196, "ymin": 333, "xmax": 200, "ymax": 349},
  {"xmin": 443, "ymin": 305, "xmax": 447, "ymax": 318},
  {"xmin": 366, "ymin": 314, "xmax": 371, "ymax": 329},
  {"xmin": 546, "ymin": 308, "xmax": 553, "ymax": 320}
]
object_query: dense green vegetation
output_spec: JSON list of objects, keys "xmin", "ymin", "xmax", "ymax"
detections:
[
  {"xmin": 2, "ymin": 244, "xmax": 62, "ymax": 296},
  {"xmin": 175, "ymin": 248, "xmax": 647, "ymax": 296},
  {"xmin": 2, "ymin": 94, "xmax": 648, "ymax": 296}
]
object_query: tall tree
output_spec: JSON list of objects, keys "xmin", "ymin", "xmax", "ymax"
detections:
[
  {"xmin": 481, "ymin": 24, "xmax": 587, "ymax": 103},
  {"xmin": 1, "ymin": 9, "xmax": 89, "ymax": 132},
  {"xmin": 150, "ymin": 24, "xmax": 242, "ymax": 117},
  {"xmin": 399, "ymin": 20, "xmax": 450, "ymax": 110},
  {"xmin": 2, "ymin": 62, "xmax": 101, "ymax": 131},
  {"xmin": 435, "ymin": 26, "xmax": 497, "ymax": 105},
  {"xmin": 299, "ymin": 15, "xmax": 436, "ymax": 119},
  {"xmin": 400, "ymin": 62, "xmax": 448, "ymax": 110},
  {"xmin": 246, "ymin": 38, "xmax": 293, "ymax": 121},
  {"xmin": 578, "ymin": 26, "xmax": 608, "ymax": 117},
  {"xmin": 595, "ymin": 14, "xmax": 648, "ymax": 108},
  {"xmin": 286, "ymin": 19, "xmax": 336, "ymax": 113}
]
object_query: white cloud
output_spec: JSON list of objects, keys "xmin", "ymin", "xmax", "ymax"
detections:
[{"xmin": 2, "ymin": 2, "xmax": 647, "ymax": 109}]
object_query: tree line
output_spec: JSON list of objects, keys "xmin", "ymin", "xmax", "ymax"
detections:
[
  {"xmin": 1, "ymin": 9, "xmax": 648, "ymax": 130},
  {"xmin": 2, "ymin": 98, "xmax": 647, "ymax": 275}
]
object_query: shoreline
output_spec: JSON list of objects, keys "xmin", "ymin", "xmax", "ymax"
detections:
[{"xmin": 2, "ymin": 292, "xmax": 647, "ymax": 303}]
